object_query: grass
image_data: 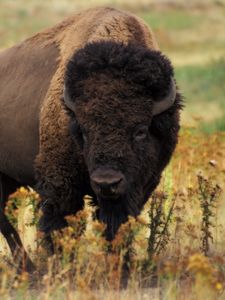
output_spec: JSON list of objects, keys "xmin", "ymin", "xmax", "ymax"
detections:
[
  {"xmin": 0, "ymin": 0, "xmax": 225, "ymax": 299},
  {"xmin": 175, "ymin": 59, "xmax": 225, "ymax": 131},
  {"xmin": 0, "ymin": 130, "xmax": 225, "ymax": 299},
  {"xmin": 142, "ymin": 10, "xmax": 202, "ymax": 31}
]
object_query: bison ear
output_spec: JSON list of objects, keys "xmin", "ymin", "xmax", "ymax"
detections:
[
  {"xmin": 152, "ymin": 78, "xmax": 176, "ymax": 116},
  {"xmin": 63, "ymin": 85, "xmax": 75, "ymax": 112}
]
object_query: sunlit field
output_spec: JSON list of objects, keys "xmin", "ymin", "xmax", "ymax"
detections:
[{"xmin": 0, "ymin": 0, "xmax": 225, "ymax": 299}]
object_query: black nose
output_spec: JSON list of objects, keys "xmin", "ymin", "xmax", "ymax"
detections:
[{"xmin": 90, "ymin": 169, "xmax": 127, "ymax": 199}]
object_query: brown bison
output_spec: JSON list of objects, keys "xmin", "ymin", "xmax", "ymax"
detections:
[{"xmin": 0, "ymin": 7, "xmax": 182, "ymax": 270}]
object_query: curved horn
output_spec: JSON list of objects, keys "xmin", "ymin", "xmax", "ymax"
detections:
[
  {"xmin": 152, "ymin": 78, "xmax": 176, "ymax": 116},
  {"xmin": 63, "ymin": 85, "xmax": 75, "ymax": 112}
]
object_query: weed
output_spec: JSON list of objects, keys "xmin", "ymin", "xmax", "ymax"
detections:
[
  {"xmin": 147, "ymin": 192, "xmax": 175, "ymax": 260},
  {"xmin": 197, "ymin": 173, "xmax": 222, "ymax": 255}
]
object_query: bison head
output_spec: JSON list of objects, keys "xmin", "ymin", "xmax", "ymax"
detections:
[{"xmin": 64, "ymin": 41, "xmax": 181, "ymax": 240}]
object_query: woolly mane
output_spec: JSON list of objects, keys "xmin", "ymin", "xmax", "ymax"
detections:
[{"xmin": 65, "ymin": 41, "xmax": 174, "ymax": 104}]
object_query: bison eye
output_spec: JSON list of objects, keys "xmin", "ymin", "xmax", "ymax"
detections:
[
  {"xmin": 70, "ymin": 121, "xmax": 88, "ymax": 146},
  {"xmin": 82, "ymin": 131, "xmax": 88, "ymax": 143},
  {"xmin": 134, "ymin": 125, "xmax": 148, "ymax": 141},
  {"xmin": 70, "ymin": 121, "xmax": 80, "ymax": 136}
]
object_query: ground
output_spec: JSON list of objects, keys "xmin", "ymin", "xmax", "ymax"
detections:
[{"xmin": 0, "ymin": 1, "xmax": 225, "ymax": 299}]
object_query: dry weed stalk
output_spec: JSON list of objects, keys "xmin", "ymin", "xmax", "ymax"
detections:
[
  {"xmin": 197, "ymin": 174, "xmax": 222, "ymax": 256},
  {"xmin": 111, "ymin": 217, "xmax": 142, "ymax": 287},
  {"xmin": 147, "ymin": 192, "xmax": 175, "ymax": 260}
]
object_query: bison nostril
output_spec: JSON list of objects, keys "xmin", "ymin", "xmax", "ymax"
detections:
[
  {"xmin": 90, "ymin": 169, "xmax": 126, "ymax": 197},
  {"xmin": 98, "ymin": 178, "xmax": 121, "ymax": 193},
  {"xmin": 111, "ymin": 187, "xmax": 116, "ymax": 194}
]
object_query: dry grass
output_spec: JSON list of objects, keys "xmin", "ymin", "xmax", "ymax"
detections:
[{"xmin": 0, "ymin": 131, "xmax": 224, "ymax": 299}]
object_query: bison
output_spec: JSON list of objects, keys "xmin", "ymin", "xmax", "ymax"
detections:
[{"xmin": 0, "ymin": 7, "xmax": 182, "ymax": 270}]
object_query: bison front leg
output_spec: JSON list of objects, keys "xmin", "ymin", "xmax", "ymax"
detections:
[
  {"xmin": 35, "ymin": 152, "xmax": 86, "ymax": 254},
  {"xmin": 0, "ymin": 173, "xmax": 36, "ymax": 273},
  {"xmin": 35, "ymin": 90, "xmax": 88, "ymax": 253}
]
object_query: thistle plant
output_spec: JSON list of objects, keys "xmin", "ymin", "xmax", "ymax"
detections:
[
  {"xmin": 147, "ymin": 192, "xmax": 176, "ymax": 261},
  {"xmin": 197, "ymin": 174, "xmax": 222, "ymax": 256}
]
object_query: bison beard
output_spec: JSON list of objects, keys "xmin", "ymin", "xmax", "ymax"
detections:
[{"xmin": 94, "ymin": 184, "xmax": 143, "ymax": 240}]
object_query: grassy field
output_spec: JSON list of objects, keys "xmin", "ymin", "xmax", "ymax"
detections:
[{"xmin": 0, "ymin": 0, "xmax": 225, "ymax": 299}]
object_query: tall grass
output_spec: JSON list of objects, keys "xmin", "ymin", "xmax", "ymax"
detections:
[{"xmin": 0, "ymin": 131, "xmax": 224, "ymax": 299}]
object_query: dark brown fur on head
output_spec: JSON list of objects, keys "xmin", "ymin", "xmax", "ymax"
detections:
[{"xmin": 63, "ymin": 41, "xmax": 182, "ymax": 240}]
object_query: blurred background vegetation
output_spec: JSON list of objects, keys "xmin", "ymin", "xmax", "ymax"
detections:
[{"xmin": 0, "ymin": 0, "xmax": 225, "ymax": 133}]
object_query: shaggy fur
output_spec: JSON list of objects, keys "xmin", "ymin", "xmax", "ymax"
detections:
[
  {"xmin": 0, "ymin": 7, "xmax": 182, "ymax": 258},
  {"xmin": 62, "ymin": 41, "xmax": 182, "ymax": 239}
]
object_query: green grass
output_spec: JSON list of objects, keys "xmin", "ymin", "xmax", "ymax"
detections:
[
  {"xmin": 175, "ymin": 59, "xmax": 225, "ymax": 132},
  {"xmin": 0, "ymin": 1, "xmax": 65, "ymax": 48},
  {"xmin": 201, "ymin": 116, "xmax": 225, "ymax": 133},
  {"xmin": 142, "ymin": 10, "xmax": 202, "ymax": 30}
]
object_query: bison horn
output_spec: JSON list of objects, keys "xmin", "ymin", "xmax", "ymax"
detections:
[
  {"xmin": 152, "ymin": 78, "xmax": 176, "ymax": 116},
  {"xmin": 63, "ymin": 85, "xmax": 75, "ymax": 112}
]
